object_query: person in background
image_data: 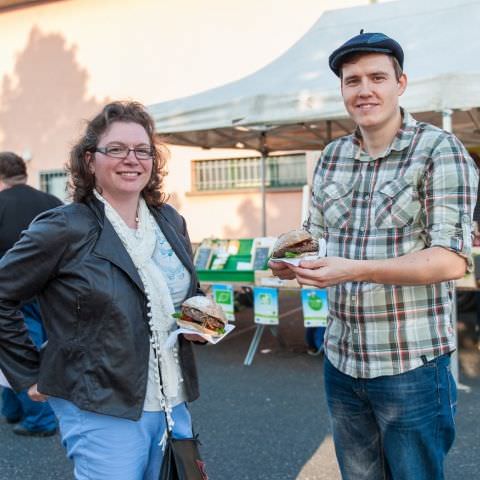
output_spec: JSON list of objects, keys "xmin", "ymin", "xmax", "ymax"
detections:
[
  {"xmin": 0, "ymin": 151, "xmax": 60, "ymax": 437},
  {"xmin": 470, "ymin": 152, "xmax": 480, "ymax": 345},
  {"xmin": 270, "ymin": 32, "xmax": 478, "ymax": 480},
  {"xmin": 0, "ymin": 102, "xmax": 205, "ymax": 479},
  {"xmin": 305, "ymin": 326, "xmax": 325, "ymax": 356}
]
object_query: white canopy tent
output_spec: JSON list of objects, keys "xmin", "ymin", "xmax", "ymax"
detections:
[
  {"xmin": 149, "ymin": 0, "xmax": 480, "ymax": 374},
  {"xmin": 149, "ymin": 0, "xmax": 480, "ymax": 237},
  {"xmin": 149, "ymin": 0, "xmax": 480, "ymax": 152}
]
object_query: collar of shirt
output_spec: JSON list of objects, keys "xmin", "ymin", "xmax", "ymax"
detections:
[{"xmin": 349, "ymin": 108, "xmax": 418, "ymax": 161}]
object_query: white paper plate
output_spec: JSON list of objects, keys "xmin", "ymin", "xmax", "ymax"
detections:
[
  {"xmin": 164, "ymin": 324, "xmax": 236, "ymax": 349},
  {"xmin": 269, "ymin": 254, "xmax": 320, "ymax": 266}
]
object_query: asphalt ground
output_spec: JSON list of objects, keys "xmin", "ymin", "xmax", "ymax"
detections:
[{"xmin": 1, "ymin": 291, "xmax": 479, "ymax": 479}]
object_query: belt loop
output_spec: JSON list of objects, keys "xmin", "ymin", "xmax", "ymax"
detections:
[{"xmin": 421, "ymin": 355, "xmax": 428, "ymax": 365}]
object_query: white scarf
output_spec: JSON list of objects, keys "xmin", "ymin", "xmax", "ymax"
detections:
[{"xmin": 94, "ymin": 191, "xmax": 181, "ymax": 427}]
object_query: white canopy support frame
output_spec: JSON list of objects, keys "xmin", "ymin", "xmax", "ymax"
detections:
[
  {"xmin": 149, "ymin": 0, "xmax": 480, "ymax": 235},
  {"xmin": 150, "ymin": 0, "xmax": 480, "ymax": 152},
  {"xmin": 442, "ymin": 108, "xmax": 471, "ymax": 391}
]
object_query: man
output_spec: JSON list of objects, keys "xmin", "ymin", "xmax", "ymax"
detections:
[
  {"xmin": 270, "ymin": 32, "xmax": 478, "ymax": 480},
  {"xmin": 0, "ymin": 151, "xmax": 61, "ymax": 436}
]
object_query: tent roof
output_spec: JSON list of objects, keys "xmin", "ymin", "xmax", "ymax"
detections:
[{"xmin": 149, "ymin": 0, "xmax": 480, "ymax": 152}]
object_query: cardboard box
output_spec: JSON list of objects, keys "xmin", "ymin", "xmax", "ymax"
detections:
[
  {"xmin": 456, "ymin": 271, "xmax": 477, "ymax": 290},
  {"xmin": 254, "ymin": 270, "xmax": 300, "ymax": 289},
  {"xmin": 455, "ymin": 246, "xmax": 480, "ymax": 290}
]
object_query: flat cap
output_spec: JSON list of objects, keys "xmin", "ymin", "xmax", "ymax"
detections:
[{"xmin": 329, "ymin": 31, "xmax": 404, "ymax": 77}]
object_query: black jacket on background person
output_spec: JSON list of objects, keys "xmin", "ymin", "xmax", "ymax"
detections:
[
  {"xmin": 0, "ymin": 183, "xmax": 62, "ymax": 258},
  {"xmin": 0, "ymin": 197, "xmax": 202, "ymax": 420}
]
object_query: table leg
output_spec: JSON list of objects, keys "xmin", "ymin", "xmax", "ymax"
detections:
[
  {"xmin": 243, "ymin": 325, "xmax": 266, "ymax": 366},
  {"xmin": 269, "ymin": 325, "xmax": 287, "ymax": 349}
]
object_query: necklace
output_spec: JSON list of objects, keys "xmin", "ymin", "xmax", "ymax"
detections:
[{"xmin": 135, "ymin": 202, "xmax": 140, "ymax": 228}]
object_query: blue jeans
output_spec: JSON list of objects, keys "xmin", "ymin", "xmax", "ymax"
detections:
[
  {"xmin": 305, "ymin": 326, "xmax": 326, "ymax": 350},
  {"xmin": 1, "ymin": 388, "xmax": 57, "ymax": 431},
  {"xmin": 324, "ymin": 354, "xmax": 456, "ymax": 480},
  {"xmin": 1, "ymin": 301, "xmax": 57, "ymax": 432},
  {"xmin": 49, "ymin": 398, "xmax": 193, "ymax": 480}
]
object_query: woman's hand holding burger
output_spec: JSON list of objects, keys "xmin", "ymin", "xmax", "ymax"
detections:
[
  {"xmin": 175, "ymin": 295, "xmax": 228, "ymax": 344},
  {"xmin": 182, "ymin": 333, "xmax": 208, "ymax": 343}
]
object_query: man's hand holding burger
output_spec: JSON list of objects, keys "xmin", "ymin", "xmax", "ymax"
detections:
[
  {"xmin": 268, "ymin": 229, "xmax": 360, "ymax": 287},
  {"xmin": 290, "ymin": 256, "xmax": 361, "ymax": 288},
  {"xmin": 268, "ymin": 229, "xmax": 318, "ymax": 280},
  {"xmin": 268, "ymin": 260, "xmax": 296, "ymax": 280}
]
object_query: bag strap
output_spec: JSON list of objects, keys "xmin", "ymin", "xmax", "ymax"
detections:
[
  {"xmin": 150, "ymin": 345, "xmax": 173, "ymax": 438},
  {"xmin": 152, "ymin": 343, "xmax": 197, "ymax": 440}
]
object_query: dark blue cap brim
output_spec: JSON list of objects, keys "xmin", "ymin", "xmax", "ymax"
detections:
[{"xmin": 328, "ymin": 32, "xmax": 404, "ymax": 77}]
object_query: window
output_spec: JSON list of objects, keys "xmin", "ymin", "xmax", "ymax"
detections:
[
  {"xmin": 192, "ymin": 154, "xmax": 306, "ymax": 192},
  {"xmin": 39, "ymin": 170, "xmax": 69, "ymax": 203}
]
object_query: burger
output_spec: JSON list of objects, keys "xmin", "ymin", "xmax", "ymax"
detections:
[
  {"xmin": 174, "ymin": 295, "xmax": 227, "ymax": 336},
  {"xmin": 271, "ymin": 229, "xmax": 319, "ymax": 259}
]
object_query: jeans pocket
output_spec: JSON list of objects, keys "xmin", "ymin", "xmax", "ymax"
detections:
[{"xmin": 446, "ymin": 365, "xmax": 457, "ymax": 420}]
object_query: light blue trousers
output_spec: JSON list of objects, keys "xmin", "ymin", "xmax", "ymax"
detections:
[{"xmin": 49, "ymin": 397, "xmax": 193, "ymax": 480}]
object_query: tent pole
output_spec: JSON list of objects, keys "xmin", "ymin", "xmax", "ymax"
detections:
[
  {"xmin": 326, "ymin": 120, "xmax": 332, "ymax": 143},
  {"xmin": 442, "ymin": 109, "xmax": 453, "ymax": 133},
  {"xmin": 260, "ymin": 132, "xmax": 268, "ymax": 237},
  {"xmin": 442, "ymin": 109, "xmax": 469, "ymax": 391}
]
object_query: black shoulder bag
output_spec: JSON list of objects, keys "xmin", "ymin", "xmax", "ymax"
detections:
[
  {"xmin": 155, "ymin": 351, "xmax": 208, "ymax": 480},
  {"xmin": 159, "ymin": 430, "xmax": 208, "ymax": 480}
]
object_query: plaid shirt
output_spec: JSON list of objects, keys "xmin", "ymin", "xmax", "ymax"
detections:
[{"xmin": 305, "ymin": 110, "xmax": 478, "ymax": 378}]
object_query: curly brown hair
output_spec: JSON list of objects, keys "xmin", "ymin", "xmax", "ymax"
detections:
[{"xmin": 68, "ymin": 101, "xmax": 168, "ymax": 206}]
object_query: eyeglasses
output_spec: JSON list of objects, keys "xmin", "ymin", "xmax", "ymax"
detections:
[{"xmin": 95, "ymin": 144, "xmax": 154, "ymax": 160}]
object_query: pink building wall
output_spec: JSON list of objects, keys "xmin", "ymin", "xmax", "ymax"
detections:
[{"xmin": 0, "ymin": 0, "xmax": 366, "ymax": 242}]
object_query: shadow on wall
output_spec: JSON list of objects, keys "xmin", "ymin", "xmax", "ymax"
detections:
[
  {"xmin": 223, "ymin": 193, "xmax": 303, "ymax": 239},
  {"xmin": 0, "ymin": 26, "xmax": 106, "ymax": 173},
  {"xmin": 166, "ymin": 191, "xmax": 183, "ymax": 212},
  {"xmin": 223, "ymin": 196, "xmax": 268, "ymax": 239}
]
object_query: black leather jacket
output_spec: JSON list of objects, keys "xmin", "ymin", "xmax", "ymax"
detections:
[{"xmin": 0, "ymin": 197, "xmax": 201, "ymax": 420}]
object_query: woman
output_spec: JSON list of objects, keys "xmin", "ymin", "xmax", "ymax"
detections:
[{"xmin": 0, "ymin": 101, "xmax": 205, "ymax": 479}]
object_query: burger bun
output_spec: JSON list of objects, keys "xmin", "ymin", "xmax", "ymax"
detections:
[{"xmin": 271, "ymin": 229, "xmax": 318, "ymax": 258}]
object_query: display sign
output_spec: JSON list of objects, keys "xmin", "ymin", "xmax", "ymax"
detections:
[
  {"xmin": 252, "ymin": 247, "xmax": 270, "ymax": 270},
  {"xmin": 253, "ymin": 287, "xmax": 279, "ymax": 325},
  {"xmin": 210, "ymin": 252, "xmax": 229, "ymax": 270},
  {"xmin": 301, "ymin": 288, "xmax": 328, "ymax": 327},
  {"xmin": 212, "ymin": 284, "xmax": 235, "ymax": 322},
  {"xmin": 251, "ymin": 237, "xmax": 275, "ymax": 271},
  {"xmin": 194, "ymin": 247, "xmax": 213, "ymax": 270}
]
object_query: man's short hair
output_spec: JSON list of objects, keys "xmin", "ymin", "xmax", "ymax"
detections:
[
  {"xmin": 338, "ymin": 52, "xmax": 404, "ymax": 81},
  {"xmin": 0, "ymin": 151, "xmax": 27, "ymax": 183}
]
